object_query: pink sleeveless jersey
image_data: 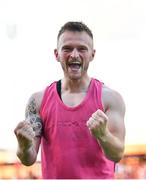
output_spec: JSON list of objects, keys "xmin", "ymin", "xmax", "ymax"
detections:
[{"xmin": 39, "ymin": 78, "xmax": 115, "ymax": 179}]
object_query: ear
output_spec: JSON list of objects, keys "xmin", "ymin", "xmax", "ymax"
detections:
[
  {"xmin": 54, "ymin": 49, "xmax": 60, "ymax": 62},
  {"xmin": 90, "ymin": 49, "xmax": 96, "ymax": 62}
]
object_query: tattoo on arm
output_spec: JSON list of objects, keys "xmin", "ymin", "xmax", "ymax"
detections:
[
  {"xmin": 25, "ymin": 97, "xmax": 43, "ymax": 137},
  {"xmin": 25, "ymin": 97, "xmax": 37, "ymax": 118}
]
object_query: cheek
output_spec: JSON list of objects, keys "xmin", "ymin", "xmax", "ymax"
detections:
[
  {"xmin": 82, "ymin": 60, "xmax": 90, "ymax": 71},
  {"xmin": 60, "ymin": 53, "xmax": 69, "ymax": 62},
  {"xmin": 60, "ymin": 59, "xmax": 67, "ymax": 70}
]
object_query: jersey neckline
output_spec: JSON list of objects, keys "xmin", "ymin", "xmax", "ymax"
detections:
[{"xmin": 55, "ymin": 78, "xmax": 94, "ymax": 111}]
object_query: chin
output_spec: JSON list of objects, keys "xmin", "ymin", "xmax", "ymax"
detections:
[{"xmin": 69, "ymin": 75, "xmax": 82, "ymax": 80}]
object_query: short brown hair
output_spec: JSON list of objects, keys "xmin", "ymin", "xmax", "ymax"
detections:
[{"xmin": 57, "ymin": 21, "xmax": 93, "ymax": 40}]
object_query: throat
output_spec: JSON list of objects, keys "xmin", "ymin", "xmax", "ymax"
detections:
[
  {"xmin": 61, "ymin": 77, "xmax": 91, "ymax": 93},
  {"xmin": 56, "ymin": 78, "xmax": 92, "ymax": 107},
  {"xmin": 61, "ymin": 92, "xmax": 87, "ymax": 107}
]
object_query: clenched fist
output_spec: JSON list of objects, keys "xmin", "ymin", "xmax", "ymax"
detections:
[
  {"xmin": 86, "ymin": 109, "xmax": 109, "ymax": 139},
  {"xmin": 14, "ymin": 121, "xmax": 35, "ymax": 150}
]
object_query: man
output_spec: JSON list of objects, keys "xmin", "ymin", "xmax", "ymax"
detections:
[{"xmin": 14, "ymin": 21, "xmax": 126, "ymax": 179}]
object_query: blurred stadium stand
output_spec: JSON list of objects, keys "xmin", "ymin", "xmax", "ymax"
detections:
[{"xmin": 1, "ymin": 144, "xmax": 146, "ymax": 179}]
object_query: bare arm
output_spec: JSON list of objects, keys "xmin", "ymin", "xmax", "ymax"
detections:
[
  {"xmin": 100, "ymin": 88, "xmax": 125, "ymax": 162},
  {"xmin": 87, "ymin": 86, "xmax": 126, "ymax": 162},
  {"xmin": 14, "ymin": 92, "xmax": 43, "ymax": 166}
]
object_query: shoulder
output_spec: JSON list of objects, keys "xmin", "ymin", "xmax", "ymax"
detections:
[
  {"xmin": 26, "ymin": 90, "xmax": 45, "ymax": 113},
  {"xmin": 102, "ymin": 85, "xmax": 125, "ymax": 115},
  {"xmin": 26, "ymin": 81, "xmax": 57, "ymax": 112},
  {"xmin": 32, "ymin": 90, "xmax": 45, "ymax": 106}
]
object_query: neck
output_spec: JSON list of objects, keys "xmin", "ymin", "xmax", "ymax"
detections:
[{"xmin": 61, "ymin": 76, "xmax": 91, "ymax": 93}]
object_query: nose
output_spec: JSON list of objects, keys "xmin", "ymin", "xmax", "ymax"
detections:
[{"xmin": 70, "ymin": 48, "xmax": 79, "ymax": 59}]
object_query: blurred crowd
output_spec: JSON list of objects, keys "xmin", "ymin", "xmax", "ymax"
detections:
[
  {"xmin": 1, "ymin": 155, "xmax": 146, "ymax": 179},
  {"xmin": 116, "ymin": 155, "xmax": 146, "ymax": 179}
]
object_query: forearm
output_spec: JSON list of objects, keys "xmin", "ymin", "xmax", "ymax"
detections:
[
  {"xmin": 17, "ymin": 144, "xmax": 37, "ymax": 166},
  {"xmin": 98, "ymin": 132, "xmax": 125, "ymax": 162}
]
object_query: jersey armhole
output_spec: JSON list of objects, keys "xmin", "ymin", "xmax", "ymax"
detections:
[
  {"xmin": 99, "ymin": 82, "xmax": 105, "ymax": 112},
  {"xmin": 95, "ymin": 79, "xmax": 104, "ymax": 112}
]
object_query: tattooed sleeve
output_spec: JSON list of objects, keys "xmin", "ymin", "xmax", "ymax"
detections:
[{"xmin": 25, "ymin": 97, "xmax": 43, "ymax": 137}]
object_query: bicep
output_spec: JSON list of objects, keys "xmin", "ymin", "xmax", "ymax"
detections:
[
  {"xmin": 103, "ymin": 89, "xmax": 126, "ymax": 141},
  {"xmin": 106, "ymin": 109, "xmax": 125, "ymax": 142},
  {"xmin": 25, "ymin": 95, "xmax": 43, "ymax": 137}
]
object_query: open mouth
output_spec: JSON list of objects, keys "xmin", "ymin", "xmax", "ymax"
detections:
[{"xmin": 68, "ymin": 62, "xmax": 82, "ymax": 70}]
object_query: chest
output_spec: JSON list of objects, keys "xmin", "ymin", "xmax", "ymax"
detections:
[{"xmin": 61, "ymin": 92, "xmax": 87, "ymax": 107}]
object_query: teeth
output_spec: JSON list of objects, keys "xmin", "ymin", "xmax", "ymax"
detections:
[{"xmin": 68, "ymin": 62, "xmax": 81, "ymax": 65}]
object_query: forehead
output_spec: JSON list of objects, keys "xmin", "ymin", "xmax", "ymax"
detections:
[{"xmin": 57, "ymin": 31, "xmax": 93, "ymax": 47}]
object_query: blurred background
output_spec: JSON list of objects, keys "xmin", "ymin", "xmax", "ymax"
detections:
[{"xmin": 0, "ymin": 0, "xmax": 146, "ymax": 178}]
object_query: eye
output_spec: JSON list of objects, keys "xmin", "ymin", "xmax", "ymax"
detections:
[
  {"xmin": 62, "ymin": 46, "xmax": 72, "ymax": 52},
  {"xmin": 78, "ymin": 47, "xmax": 87, "ymax": 52}
]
